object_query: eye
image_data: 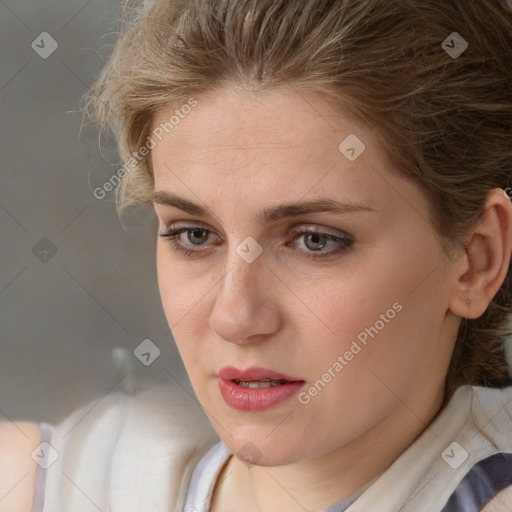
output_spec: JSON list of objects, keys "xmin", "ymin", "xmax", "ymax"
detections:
[
  {"xmin": 287, "ymin": 226, "xmax": 353, "ymax": 259},
  {"xmin": 158, "ymin": 223, "xmax": 354, "ymax": 260},
  {"xmin": 159, "ymin": 225, "xmax": 216, "ymax": 257}
]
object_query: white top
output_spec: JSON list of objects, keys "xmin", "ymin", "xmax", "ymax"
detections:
[
  {"xmin": 181, "ymin": 442, "xmax": 230, "ymax": 512},
  {"xmin": 32, "ymin": 383, "xmax": 512, "ymax": 512}
]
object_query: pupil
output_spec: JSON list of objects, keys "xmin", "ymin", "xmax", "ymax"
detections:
[
  {"xmin": 190, "ymin": 229, "xmax": 207, "ymax": 245},
  {"xmin": 307, "ymin": 233, "xmax": 325, "ymax": 250}
]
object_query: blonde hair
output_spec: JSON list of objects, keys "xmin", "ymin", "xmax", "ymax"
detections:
[{"xmin": 83, "ymin": 0, "xmax": 512, "ymax": 401}]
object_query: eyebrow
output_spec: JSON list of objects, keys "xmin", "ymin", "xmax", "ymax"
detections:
[{"xmin": 152, "ymin": 190, "xmax": 375, "ymax": 223}]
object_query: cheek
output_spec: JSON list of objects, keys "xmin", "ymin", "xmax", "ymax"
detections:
[
  {"xmin": 156, "ymin": 245, "xmax": 216, "ymax": 368},
  {"xmin": 305, "ymin": 269, "xmax": 399, "ymax": 351},
  {"xmin": 315, "ymin": 287, "xmax": 444, "ymax": 418},
  {"xmin": 293, "ymin": 303, "xmax": 413, "ymax": 449},
  {"xmin": 156, "ymin": 249, "xmax": 179, "ymax": 324},
  {"xmin": 156, "ymin": 248, "xmax": 195, "ymax": 354},
  {"xmin": 299, "ymin": 248, "xmax": 444, "ymax": 400},
  {"xmin": 156, "ymin": 245, "xmax": 201, "ymax": 325}
]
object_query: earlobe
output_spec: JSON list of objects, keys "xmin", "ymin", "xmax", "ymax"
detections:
[{"xmin": 448, "ymin": 188, "xmax": 512, "ymax": 320}]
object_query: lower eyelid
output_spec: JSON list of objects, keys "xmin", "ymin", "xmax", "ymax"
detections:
[{"xmin": 159, "ymin": 226, "xmax": 353, "ymax": 257}]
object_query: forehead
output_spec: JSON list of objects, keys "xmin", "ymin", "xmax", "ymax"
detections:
[
  {"xmin": 148, "ymin": 85, "xmax": 428, "ymax": 225},
  {"xmin": 151, "ymin": 85, "xmax": 384, "ymax": 185},
  {"xmin": 151, "ymin": 85, "xmax": 370, "ymax": 158}
]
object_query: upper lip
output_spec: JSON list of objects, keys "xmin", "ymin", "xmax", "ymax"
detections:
[{"xmin": 218, "ymin": 366, "xmax": 305, "ymax": 382}]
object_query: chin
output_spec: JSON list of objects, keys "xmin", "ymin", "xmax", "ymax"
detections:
[{"xmin": 221, "ymin": 434, "xmax": 309, "ymax": 467}]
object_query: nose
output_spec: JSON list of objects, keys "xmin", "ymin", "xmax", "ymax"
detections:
[{"xmin": 209, "ymin": 246, "xmax": 281, "ymax": 345}]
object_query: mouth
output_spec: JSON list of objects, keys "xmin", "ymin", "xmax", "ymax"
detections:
[
  {"xmin": 231, "ymin": 378, "xmax": 291, "ymax": 388},
  {"xmin": 218, "ymin": 366, "xmax": 306, "ymax": 411}
]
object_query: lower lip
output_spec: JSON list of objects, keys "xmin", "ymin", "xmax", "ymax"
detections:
[{"xmin": 218, "ymin": 378, "xmax": 305, "ymax": 411}]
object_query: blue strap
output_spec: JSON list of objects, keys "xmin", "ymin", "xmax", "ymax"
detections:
[{"xmin": 440, "ymin": 452, "xmax": 512, "ymax": 511}]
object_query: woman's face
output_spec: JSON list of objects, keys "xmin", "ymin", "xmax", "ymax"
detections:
[{"xmin": 151, "ymin": 85, "xmax": 460, "ymax": 466}]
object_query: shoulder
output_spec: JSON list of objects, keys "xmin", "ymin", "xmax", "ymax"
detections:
[
  {"xmin": 445, "ymin": 386, "xmax": 512, "ymax": 512},
  {"xmin": 0, "ymin": 421, "xmax": 41, "ymax": 512},
  {"xmin": 42, "ymin": 384, "xmax": 220, "ymax": 510},
  {"xmin": 481, "ymin": 485, "xmax": 512, "ymax": 511}
]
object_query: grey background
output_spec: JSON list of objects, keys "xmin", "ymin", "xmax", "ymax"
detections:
[{"xmin": 0, "ymin": 0, "xmax": 188, "ymax": 425}]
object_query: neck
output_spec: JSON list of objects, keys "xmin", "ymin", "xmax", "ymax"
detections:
[{"xmin": 213, "ymin": 388, "xmax": 444, "ymax": 512}]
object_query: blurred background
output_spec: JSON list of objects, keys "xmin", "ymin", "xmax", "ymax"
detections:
[{"xmin": 0, "ymin": 0, "xmax": 188, "ymax": 425}]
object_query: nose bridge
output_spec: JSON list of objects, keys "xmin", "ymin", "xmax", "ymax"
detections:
[
  {"xmin": 221, "ymin": 236, "xmax": 265, "ymax": 299},
  {"xmin": 217, "ymin": 206, "xmax": 265, "ymax": 285},
  {"xmin": 208, "ymin": 235, "xmax": 274, "ymax": 342}
]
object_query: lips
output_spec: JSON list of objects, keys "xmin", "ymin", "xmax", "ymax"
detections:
[{"xmin": 217, "ymin": 366, "xmax": 306, "ymax": 411}]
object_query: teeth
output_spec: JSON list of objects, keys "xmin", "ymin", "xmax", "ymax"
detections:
[{"xmin": 233, "ymin": 378, "xmax": 288, "ymax": 388}]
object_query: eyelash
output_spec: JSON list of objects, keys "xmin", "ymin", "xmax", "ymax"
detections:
[{"xmin": 158, "ymin": 223, "xmax": 354, "ymax": 260}]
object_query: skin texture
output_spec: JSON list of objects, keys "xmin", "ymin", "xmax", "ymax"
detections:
[
  {"xmin": 482, "ymin": 486, "xmax": 512, "ymax": 512},
  {"xmin": 151, "ymin": 84, "xmax": 512, "ymax": 512},
  {"xmin": 0, "ymin": 421, "xmax": 40, "ymax": 512}
]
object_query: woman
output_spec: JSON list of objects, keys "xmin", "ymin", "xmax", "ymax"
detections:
[{"xmin": 1, "ymin": 0, "xmax": 512, "ymax": 510}]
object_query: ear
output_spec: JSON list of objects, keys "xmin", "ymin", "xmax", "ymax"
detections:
[{"xmin": 448, "ymin": 188, "xmax": 512, "ymax": 319}]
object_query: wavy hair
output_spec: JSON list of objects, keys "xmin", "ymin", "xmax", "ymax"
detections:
[{"xmin": 83, "ymin": 0, "xmax": 512, "ymax": 402}]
